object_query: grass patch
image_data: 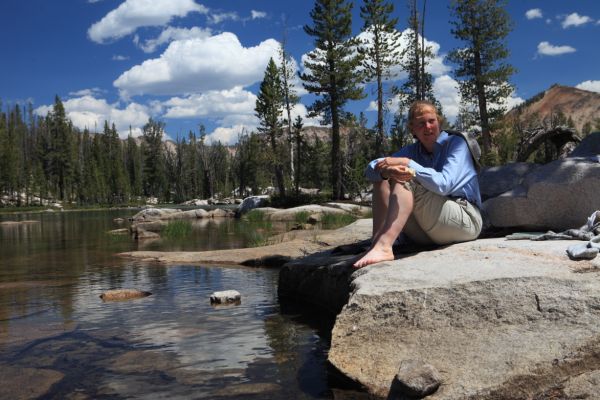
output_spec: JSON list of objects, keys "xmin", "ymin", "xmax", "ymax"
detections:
[
  {"xmin": 163, "ymin": 220, "xmax": 192, "ymax": 239},
  {"xmin": 245, "ymin": 209, "xmax": 267, "ymax": 223},
  {"xmin": 321, "ymin": 213, "xmax": 357, "ymax": 229},
  {"xmin": 241, "ymin": 212, "xmax": 274, "ymax": 247},
  {"xmin": 294, "ymin": 211, "xmax": 311, "ymax": 224},
  {"xmin": 247, "ymin": 231, "xmax": 269, "ymax": 247}
]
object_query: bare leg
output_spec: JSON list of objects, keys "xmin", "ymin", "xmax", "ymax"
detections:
[
  {"xmin": 354, "ymin": 182, "xmax": 414, "ymax": 268},
  {"xmin": 372, "ymin": 180, "xmax": 391, "ymax": 237}
]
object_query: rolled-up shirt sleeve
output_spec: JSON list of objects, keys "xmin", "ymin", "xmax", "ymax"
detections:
[
  {"xmin": 365, "ymin": 158, "xmax": 385, "ymax": 182},
  {"xmin": 407, "ymin": 137, "xmax": 476, "ymax": 196}
]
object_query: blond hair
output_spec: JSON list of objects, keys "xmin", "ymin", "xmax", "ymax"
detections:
[{"xmin": 407, "ymin": 101, "xmax": 441, "ymax": 125}]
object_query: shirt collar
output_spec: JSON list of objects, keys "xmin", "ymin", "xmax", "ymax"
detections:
[{"xmin": 418, "ymin": 131, "xmax": 448, "ymax": 155}]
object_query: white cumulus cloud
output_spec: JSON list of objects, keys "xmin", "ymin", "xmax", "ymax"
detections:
[
  {"xmin": 576, "ymin": 80, "xmax": 600, "ymax": 93},
  {"xmin": 525, "ymin": 9, "xmax": 543, "ymax": 20},
  {"xmin": 135, "ymin": 26, "xmax": 212, "ymax": 53},
  {"xmin": 162, "ymin": 86, "xmax": 256, "ymax": 119},
  {"xmin": 114, "ymin": 32, "xmax": 280, "ymax": 97},
  {"xmin": 68, "ymin": 87, "xmax": 105, "ymax": 97},
  {"xmin": 316, "ymin": 27, "xmax": 450, "ymax": 87},
  {"xmin": 205, "ymin": 125, "xmax": 249, "ymax": 145},
  {"xmin": 537, "ymin": 41, "xmax": 576, "ymax": 56},
  {"xmin": 207, "ymin": 11, "xmax": 239, "ymax": 24},
  {"xmin": 251, "ymin": 10, "xmax": 267, "ymax": 20},
  {"xmin": 88, "ymin": 0, "xmax": 208, "ymax": 43},
  {"xmin": 433, "ymin": 75, "xmax": 461, "ymax": 121},
  {"xmin": 561, "ymin": 12, "xmax": 593, "ymax": 29},
  {"xmin": 35, "ymin": 96, "xmax": 151, "ymax": 138},
  {"xmin": 203, "ymin": 102, "xmax": 321, "ymax": 145}
]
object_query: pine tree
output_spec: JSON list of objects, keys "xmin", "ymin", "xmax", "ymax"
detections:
[
  {"xmin": 302, "ymin": 134, "xmax": 331, "ymax": 190},
  {"xmin": 292, "ymin": 116, "xmax": 304, "ymax": 195},
  {"xmin": 360, "ymin": 0, "xmax": 402, "ymax": 157},
  {"xmin": 125, "ymin": 131, "xmax": 143, "ymax": 199},
  {"xmin": 256, "ymin": 57, "xmax": 286, "ymax": 197},
  {"xmin": 181, "ymin": 130, "xmax": 202, "ymax": 199},
  {"xmin": 278, "ymin": 30, "xmax": 300, "ymax": 188},
  {"xmin": 0, "ymin": 106, "xmax": 8, "ymax": 197},
  {"xmin": 142, "ymin": 118, "xmax": 167, "ymax": 200},
  {"xmin": 389, "ymin": 107, "xmax": 414, "ymax": 151},
  {"xmin": 395, "ymin": 0, "xmax": 439, "ymax": 111},
  {"xmin": 301, "ymin": 0, "xmax": 365, "ymax": 200},
  {"xmin": 102, "ymin": 122, "xmax": 129, "ymax": 204},
  {"xmin": 234, "ymin": 131, "xmax": 268, "ymax": 197},
  {"xmin": 48, "ymin": 96, "xmax": 75, "ymax": 201},
  {"xmin": 447, "ymin": 0, "xmax": 515, "ymax": 161}
]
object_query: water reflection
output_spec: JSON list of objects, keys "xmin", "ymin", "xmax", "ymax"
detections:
[{"xmin": 0, "ymin": 210, "xmax": 343, "ymax": 399}]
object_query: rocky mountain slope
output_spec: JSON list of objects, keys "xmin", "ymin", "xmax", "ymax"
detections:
[{"xmin": 504, "ymin": 84, "xmax": 600, "ymax": 133}]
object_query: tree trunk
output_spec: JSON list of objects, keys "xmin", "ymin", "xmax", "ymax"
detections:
[
  {"xmin": 473, "ymin": 49, "xmax": 491, "ymax": 160},
  {"xmin": 269, "ymin": 131, "xmax": 286, "ymax": 197},
  {"xmin": 374, "ymin": 28, "xmax": 384, "ymax": 157}
]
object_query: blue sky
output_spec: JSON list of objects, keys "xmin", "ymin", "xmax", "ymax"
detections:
[{"xmin": 1, "ymin": 0, "xmax": 599, "ymax": 143}]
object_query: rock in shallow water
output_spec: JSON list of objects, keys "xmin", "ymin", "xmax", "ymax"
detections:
[
  {"xmin": 100, "ymin": 289, "xmax": 152, "ymax": 301},
  {"xmin": 210, "ymin": 290, "xmax": 241, "ymax": 305},
  {"xmin": 0, "ymin": 365, "xmax": 64, "ymax": 400}
]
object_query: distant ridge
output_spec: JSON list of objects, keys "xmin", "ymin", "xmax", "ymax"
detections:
[{"xmin": 505, "ymin": 84, "xmax": 600, "ymax": 133}]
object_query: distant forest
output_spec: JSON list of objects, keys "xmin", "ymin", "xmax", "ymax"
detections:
[{"xmin": 0, "ymin": 97, "xmax": 391, "ymax": 206}]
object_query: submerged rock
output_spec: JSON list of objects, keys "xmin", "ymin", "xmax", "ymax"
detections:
[
  {"xmin": 100, "ymin": 289, "xmax": 152, "ymax": 301},
  {"xmin": 0, "ymin": 365, "xmax": 64, "ymax": 400},
  {"xmin": 211, "ymin": 382, "xmax": 281, "ymax": 397},
  {"xmin": 0, "ymin": 220, "xmax": 40, "ymax": 226},
  {"xmin": 134, "ymin": 228, "xmax": 160, "ymax": 240},
  {"xmin": 108, "ymin": 228, "xmax": 129, "ymax": 235},
  {"xmin": 209, "ymin": 290, "xmax": 241, "ymax": 305}
]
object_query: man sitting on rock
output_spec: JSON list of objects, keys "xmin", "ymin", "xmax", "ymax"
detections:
[{"xmin": 354, "ymin": 101, "xmax": 483, "ymax": 268}]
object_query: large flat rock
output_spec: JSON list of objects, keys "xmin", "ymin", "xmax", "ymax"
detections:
[{"xmin": 279, "ymin": 236, "xmax": 600, "ymax": 399}]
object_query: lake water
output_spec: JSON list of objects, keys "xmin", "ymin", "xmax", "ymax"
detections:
[{"xmin": 0, "ymin": 209, "xmax": 362, "ymax": 399}]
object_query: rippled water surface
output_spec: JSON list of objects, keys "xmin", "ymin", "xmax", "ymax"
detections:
[{"xmin": 0, "ymin": 209, "xmax": 355, "ymax": 399}]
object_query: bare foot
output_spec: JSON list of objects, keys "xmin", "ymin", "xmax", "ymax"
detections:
[{"xmin": 352, "ymin": 246, "xmax": 394, "ymax": 269}]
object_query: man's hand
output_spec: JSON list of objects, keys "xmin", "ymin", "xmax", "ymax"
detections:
[
  {"xmin": 380, "ymin": 165, "xmax": 416, "ymax": 182},
  {"xmin": 376, "ymin": 157, "xmax": 414, "ymax": 182}
]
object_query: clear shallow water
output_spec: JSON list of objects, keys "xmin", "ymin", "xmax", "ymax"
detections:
[{"xmin": 0, "ymin": 209, "xmax": 361, "ymax": 399}]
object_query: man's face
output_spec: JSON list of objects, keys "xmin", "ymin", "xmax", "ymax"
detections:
[{"xmin": 411, "ymin": 108, "xmax": 440, "ymax": 152}]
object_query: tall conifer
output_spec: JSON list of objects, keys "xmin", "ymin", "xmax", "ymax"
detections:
[
  {"xmin": 301, "ymin": 0, "xmax": 365, "ymax": 200},
  {"xmin": 360, "ymin": 0, "xmax": 402, "ymax": 157},
  {"xmin": 256, "ymin": 58, "xmax": 286, "ymax": 197},
  {"xmin": 447, "ymin": 0, "xmax": 515, "ymax": 161}
]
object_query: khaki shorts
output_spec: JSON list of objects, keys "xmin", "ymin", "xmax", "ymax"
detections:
[{"xmin": 401, "ymin": 181, "xmax": 482, "ymax": 245}]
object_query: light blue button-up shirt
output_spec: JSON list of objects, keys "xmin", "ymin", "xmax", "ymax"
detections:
[{"xmin": 365, "ymin": 131, "xmax": 482, "ymax": 209}]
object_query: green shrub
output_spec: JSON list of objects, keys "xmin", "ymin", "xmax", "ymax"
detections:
[{"xmin": 270, "ymin": 192, "xmax": 330, "ymax": 208}]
